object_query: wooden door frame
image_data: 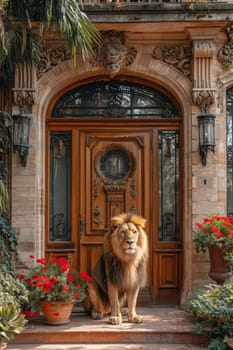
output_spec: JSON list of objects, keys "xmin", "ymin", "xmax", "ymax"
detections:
[{"xmin": 46, "ymin": 118, "xmax": 183, "ymax": 304}]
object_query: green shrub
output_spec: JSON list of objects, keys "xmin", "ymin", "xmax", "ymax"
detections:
[
  {"xmin": 185, "ymin": 278, "xmax": 233, "ymax": 350},
  {"xmin": 0, "ymin": 269, "xmax": 29, "ymax": 310}
]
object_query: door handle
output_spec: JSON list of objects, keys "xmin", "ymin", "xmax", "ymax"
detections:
[{"xmin": 79, "ymin": 218, "xmax": 87, "ymax": 236}]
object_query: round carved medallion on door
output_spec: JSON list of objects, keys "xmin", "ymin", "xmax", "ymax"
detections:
[{"xmin": 95, "ymin": 143, "xmax": 136, "ymax": 184}]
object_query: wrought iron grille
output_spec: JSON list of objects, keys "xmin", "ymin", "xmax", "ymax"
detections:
[
  {"xmin": 158, "ymin": 130, "xmax": 179, "ymax": 241},
  {"xmin": 51, "ymin": 81, "xmax": 179, "ymax": 119},
  {"xmin": 50, "ymin": 132, "xmax": 71, "ymax": 242},
  {"xmin": 227, "ymin": 88, "xmax": 233, "ymax": 215}
]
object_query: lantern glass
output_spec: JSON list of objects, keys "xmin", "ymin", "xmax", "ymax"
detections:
[
  {"xmin": 197, "ymin": 114, "xmax": 216, "ymax": 165},
  {"xmin": 12, "ymin": 114, "xmax": 31, "ymax": 166}
]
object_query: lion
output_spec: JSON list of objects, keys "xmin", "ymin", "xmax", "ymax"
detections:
[{"xmin": 83, "ymin": 212, "xmax": 148, "ymax": 325}]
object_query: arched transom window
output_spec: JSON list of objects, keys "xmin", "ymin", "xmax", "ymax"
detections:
[{"xmin": 51, "ymin": 81, "xmax": 179, "ymax": 119}]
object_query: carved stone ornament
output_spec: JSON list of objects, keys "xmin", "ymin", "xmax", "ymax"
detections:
[
  {"xmin": 192, "ymin": 89, "xmax": 214, "ymax": 112},
  {"xmin": 12, "ymin": 61, "xmax": 35, "ymax": 113},
  {"xmin": 37, "ymin": 46, "xmax": 71, "ymax": 78},
  {"xmin": 192, "ymin": 40, "xmax": 216, "ymax": 112},
  {"xmin": 90, "ymin": 30, "xmax": 137, "ymax": 74},
  {"xmin": 12, "ymin": 89, "xmax": 35, "ymax": 113},
  {"xmin": 218, "ymin": 24, "xmax": 233, "ymax": 69},
  {"xmin": 152, "ymin": 45, "xmax": 192, "ymax": 77}
]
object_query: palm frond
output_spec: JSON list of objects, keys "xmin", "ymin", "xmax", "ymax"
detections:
[
  {"xmin": 34, "ymin": 0, "xmax": 101, "ymax": 62},
  {"xmin": 0, "ymin": 0, "xmax": 101, "ymax": 83}
]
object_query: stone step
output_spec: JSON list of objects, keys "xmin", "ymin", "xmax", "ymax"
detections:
[{"xmin": 10, "ymin": 307, "xmax": 208, "ymax": 347}]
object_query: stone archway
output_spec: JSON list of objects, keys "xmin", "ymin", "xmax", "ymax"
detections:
[{"xmin": 33, "ymin": 55, "xmax": 193, "ymax": 304}]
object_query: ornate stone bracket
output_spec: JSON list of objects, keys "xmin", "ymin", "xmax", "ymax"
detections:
[
  {"xmin": 37, "ymin": 46, "xmax": 71, "ymax": 78},
  {"xmin": 218, "ymin": 24, "xmax": 233, "ymax": 69},
  {"xmin": 152, "ymin": 45, "xmax": 192, "ymax": 78},
  {"xmin": 90, "ymin": 30, "xmax": 137, "ymax": 74},
  {"xmin": 192, "ymin": 40, "xmax": 216, "ymax": 112},
  {"xmin": 12, "ymin": 62, "xmax": 36, "ymax": 113}
]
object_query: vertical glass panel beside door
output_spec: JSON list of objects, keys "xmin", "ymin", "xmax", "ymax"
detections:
[
  {"xmin": 49, "ymin": 131, "xmax": 71, "ymax": 242},
  {"xmin": 159, "ymin": 131, "xmax": 179, "ymax": 242}
]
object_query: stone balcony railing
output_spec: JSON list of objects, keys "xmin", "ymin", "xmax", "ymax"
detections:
[
  {"xmin": 82, "ymin": 0, "xmax": 233, "ymax": 23},
  {"xmin": 82, "ymin": 0, "xmax": 230, "ymax": 4}
]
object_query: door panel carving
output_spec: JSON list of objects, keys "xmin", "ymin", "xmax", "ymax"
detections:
[{"xmin": 79, "ymin": 130, "xmax": 151, "ymax": 295}]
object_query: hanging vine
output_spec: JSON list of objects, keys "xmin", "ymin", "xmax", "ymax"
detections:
[{"xmin": 0, "ymin": 109, "xmax": 18, "ymax": 271}]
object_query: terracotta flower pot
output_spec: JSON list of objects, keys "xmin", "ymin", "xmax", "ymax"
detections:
[
  {"xmin": 41, "ymin": 301, "xmax": 73, "ymax": 325},
  {"xmin": 208, "ymin": 245, "xmax": 233, "ymax": 284}
]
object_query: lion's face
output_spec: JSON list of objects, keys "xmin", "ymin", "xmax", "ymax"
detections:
[
  {"xmin": 105, "ymin": 213, "xmax": 148, "ymax": 263},
  {"xmin": 116, "ymin": 222, "xmax": 139, "ymax": 255}
]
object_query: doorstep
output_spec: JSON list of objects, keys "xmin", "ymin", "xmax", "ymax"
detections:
[{"xmin": 10, "ymin": 307, "xmax": 208, "ymax": 347}]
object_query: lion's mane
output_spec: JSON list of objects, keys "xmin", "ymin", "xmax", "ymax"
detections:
[
  {"xmin": 83, "ymin": 212, "xmax": 148, "ymax": 324},
  {"xmin": 104, "ymin": 213, "xmax": 148, "ymax": 290}
]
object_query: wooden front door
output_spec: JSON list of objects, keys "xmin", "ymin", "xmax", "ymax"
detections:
[
  {"xmin": 46, "ymin": 79, "xmax": 182, "ymax": 305},
  {"xmin": 79, "ymin": 129, "xmax": 151, "ymax": 300}
]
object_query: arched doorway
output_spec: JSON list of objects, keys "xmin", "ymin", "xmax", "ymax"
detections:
[{"xmin": 46, "ymin": 79, "xmax": 183, "ymax": 305}]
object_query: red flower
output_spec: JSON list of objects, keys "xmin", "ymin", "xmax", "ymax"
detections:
[
  {"xmin": 203, "ymin": 218, "xmax": 212, "ymax": 223},
  {"xmin": 50, "ymin": 276, "xmax": 58, "ymax": 283},
  {"xmin": 21, "ymin": 254, "xmax": 91, "ymax": 310},
  {"xmin": 73, "ymin": 293, "xmax": 80, "ymax": 300},
  {"xmin": 61, "ymin": 265, "xmax": 70, "ymax": 272},
  {"xmin": 62, "ymin": 285, "xmax": 70, "ymax": 293},
  {"xmin": 216, "ymin": 233, "xmax": 223, "ymax": 239},
  {"xmin": 210, "ymin": 225, "xmax": 219, "ymax": 233},
  {"xmin": 53, "ymin": 312, "xmax": 60, "ymax": 317},
  {"xmin": 25, "ymin": 278, "xmax": 34, "ymax": 286},
  {"xmin": 21, "ymin": 310, "xmax": 32, "ymax": 318},
  {"xmin": 79, "ymin": 272, "xmax": 93, "ymax": 283},
  {"xmin": 68, "ymin": 274, "xmax": 75, "ymax": 282},
  {"xmin": 36, "ymin": 258, "xmax": 46, "ymax": 265}
]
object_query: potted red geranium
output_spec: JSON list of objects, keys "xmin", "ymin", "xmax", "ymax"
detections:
[
  {"xmin": 18, "ymin": 255, "xmax": 92, "ymax": 325},
  {"xmin": 193, "ymin": 214, "xmax": 233, "ymax": 284}
]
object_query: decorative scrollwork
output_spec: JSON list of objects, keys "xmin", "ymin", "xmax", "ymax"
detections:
[
  {"xmin": 218, "ymin": 24, "xmax": 233, "ymax": 69},
  {"xmin": 130, "ymin": 179, "xmax": 137, "ymax": 198},
  {"xmin": 192, "ymin": 89, "xmax": 215, "ymax": 113},
  {"xmin": 94, "ymin": 205, "xmax": 102, "ymax": 226},
  {"xmin": 12, "ymin": 89, "xmax": 35, "ymax": 113},
  {"xmin": 93, "ymin": 178, "xmax": 99, "ymax": 199},
  {"xmin": 152, "ymin": 45, "xmax": 192, "ymax": 77},
  {"xmin": 37, "ymin": 46, "xmax": 71, "ymax": 78}
]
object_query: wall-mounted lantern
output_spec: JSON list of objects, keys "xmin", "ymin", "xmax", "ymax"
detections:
[
  {"xmin": 12, "ymin": 114, "xmax": 31, "ymax": 167},
  {"xmin": 197, "ymin": 113, "xmax": 216, "ymax": 166}
]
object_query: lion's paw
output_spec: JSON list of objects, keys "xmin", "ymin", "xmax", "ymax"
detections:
[
  {"xmin": 128, "ymin": 314, "xmax": 142, "ymax": 324},
  {"xmin": 108, "ymin": 315, "xmax": 122, "ymax": 325}
]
